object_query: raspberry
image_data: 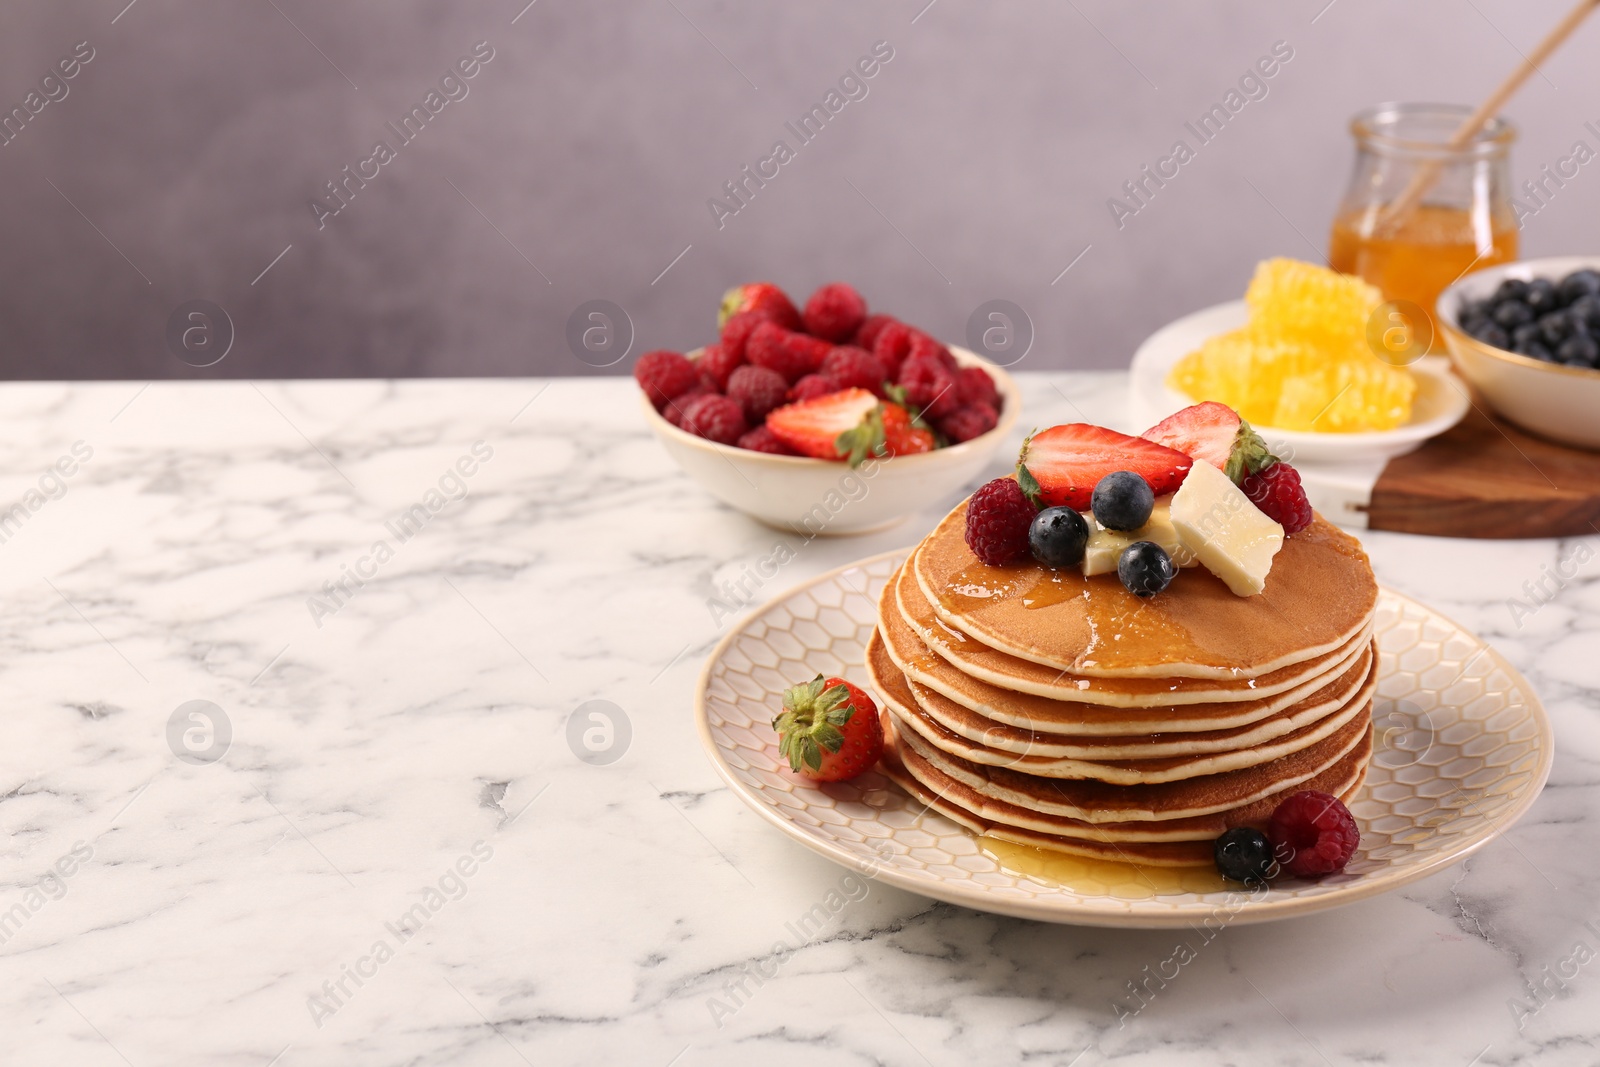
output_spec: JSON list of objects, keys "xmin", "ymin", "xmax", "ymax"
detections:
[
  {"xmin": 908, "ymin": 330, "xmax": 957, "ymax": 371},
  {"xmin": 802, "ymin": 282, "xmax": 868, "ymax": 342},
  {"xmin": 1267, "ymin": 790, "xmax": 1359, "ymax": 877},
  {"xmin": 820, "ymin": 345, "xmax": 887, "ymax": 395},
  {"xmin": 727, "ymin": 365, "xmax": 789, "ymax": 424},
  {"xmin": 787, "ymin": 373, "xmax": 843, "ymax": 403},
  {"xmin": 938, "ymin": 401, "xmax": 998, "ymax": 443},
  {"xmin": 720, "ymin": 310, "xmax": 766, "ymax": 364},
  {"xmin": 680, "ymin": 394, "xmax": 747, "ymax": 445},
  {"xmin": 957, "ymin": 366, "xmax": 999, "ymax": 409},
  {"xmin": 1240, "ymin": 462, "xmax": 1314, "ymax": 534},
  {"xmin": 898, "ymin": 354, "xmax": 960, "ymax": 419},
  {"xmin": 964, "ymin": 477, "xmax": 1037, "ymax": 565},
  {"xmin": 853, "ymin": 314, "xmax": 897, "ymax": 351},
  {"xmin": 662, "ymin": 381, "xmax": 715, "ymax": 428},
  {"xmin": 748, "ymin": 321, "xmax": 832, "ymax": 384},
  {"xmin": 872, "ymin": 321, "xmax": 915, "ymax": 379},
  {"xmin": 633, "ymin": 350, "xmax": 700, "ymax": 411},
  {"xmin": 699, "ymin": 342, "xmax": 743, "ymax": 391},
  {"xmin": 736, "ymin": 425, "xmax": 797, "ymax": 455}
]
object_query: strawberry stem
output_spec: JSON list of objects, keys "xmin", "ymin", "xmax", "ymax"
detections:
[{"xmin": 772, "ymin": 675, "xmax": 858, "ymax": 772}]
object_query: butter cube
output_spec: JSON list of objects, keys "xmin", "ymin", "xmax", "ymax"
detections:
[
  {"xmin": 1169, "ymin": 461, "xmax": 1284, "ymax": 596},
  {"xmin": 1081, "ymin": 499, "xmax": 1197, "ymax": 576}
]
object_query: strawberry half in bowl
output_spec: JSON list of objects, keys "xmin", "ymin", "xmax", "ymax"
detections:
[{"xmin": 641, "ymin": 344, "xmax": 1019, "ymax": 534}]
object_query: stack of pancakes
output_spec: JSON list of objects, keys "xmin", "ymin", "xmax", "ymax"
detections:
[{"xmin": 869, "ymin": 500, "xmax": 1379, "ymax": 866}]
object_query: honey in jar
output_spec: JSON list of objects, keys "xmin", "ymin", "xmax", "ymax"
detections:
[{"xmin": 1328, "ymin": 104, "xmax": 1519, "ymax": 348}]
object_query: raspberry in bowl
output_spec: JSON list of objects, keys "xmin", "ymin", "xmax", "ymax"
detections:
[{"xmin": 636, "ymin": 282, "xmax": 1020, "ymax": 534}]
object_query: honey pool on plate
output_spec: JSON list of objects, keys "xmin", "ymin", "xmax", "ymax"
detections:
[{"xmin": 981, "ymin": 837, "xmax": 1229, "ymax": 898}]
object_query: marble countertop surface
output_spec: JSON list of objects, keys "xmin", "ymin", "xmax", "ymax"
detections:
[{"xmin": 1, "ymin": 373, "xmax": 1596, "ymax": 1066}]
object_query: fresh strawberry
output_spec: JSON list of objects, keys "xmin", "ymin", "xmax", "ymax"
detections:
[
  {"xmin": 897, "ymin": 354, "xmax": 960, "ymax": 419},
  {"xmin": 773, "ymin": 675, "xmax": 883, "ymax": 782},
  {"xmin": 820, "ymin": 345, "xmax": 888, "ymax": 395},
  {"xmin": 1141, "ymin": 401, "xmax": 1275, "ymax": 482},
  {"xmin": 680, "ymin": 394, "xmax": 747, "ymax": 445},
  {"xmin": 788, "ymin": 373, "xmax": 843, "ymax": 403},
  {"xmin": 956, "ymin": 366, "xmax": 999, "ymax": 409},
  {"xmin": 633, "ymin": 350, "xmax": 700, "ymax": 411},
  {"xmin": 719, "ymin": 282, "xmax": 802, "ymax": 331},
  {"xmin": 720, "ymin": 310, "xmax": 767, "ymax": 364},
  {"xmin": 1017, "ymin": 424, "xmax": 1192, "ymax": 509},
  {"xmin": 853, "ymin": 314, "xmax": 898, "ymax": 351},
  {"xmin": 698, "ymin": 341, "xmax": 743, "ymax": 391},
  {"xmin": 727, "ymin": 364, "xmax": 789, "ymax": 424},
  {"xmin": 737, "ymin": 425, "xmax": 798, "ymax": 455},
  {"xmin": 882, "ymin": 403, "xmax": 935, "ymax": 455},
  {"xmin": 802, "ymin": 282, "xmax": 868, "ymax": 342},
  {"xmin": 766, "ymin": 388, "xmax": 882, "ymax": 465},
  {"xmin": 1241, "ymin": 462, "xmax": 1314, "ymax": 534},
  {"xmin": 872, "ymin": 321, "xmax": 915, "ymax": 379},
  {"xmin": 662, "ymin": 381, "xmax": 715, "ymax": 428},
  {"xmin": 938, "ymin": 401, "xmax": 998, "ymax": 443},
  {"xmin": 747, "ymin": 321, "xmax": 832, "ymax": 384}
]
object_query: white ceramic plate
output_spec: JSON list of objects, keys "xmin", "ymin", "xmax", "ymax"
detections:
[
  {"xmin": 1129, "ymin": 300, "xmax": 1471, "ymax": 465},
  {"xmin": 695, "ymin": 550, "xmax": 1553, "ymax": 928}
]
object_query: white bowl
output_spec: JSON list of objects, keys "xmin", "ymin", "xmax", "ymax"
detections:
[
  {"xmin": 1130, "ymin": 300, "xmax": 1470, "ymax": 465},
  {"xmin": 1437, "ymin": 255, "xmax": 1600, "ymax": 451},
  {"xmin": 641, "ymin": 346, "xmax": 1020, "ymax": 535}
]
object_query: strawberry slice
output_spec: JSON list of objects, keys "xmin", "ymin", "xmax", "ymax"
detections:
[
  {"xmin": 1141, "ymin": 402, "xmax": 1277, "ymax": 483},
  {"xmin": 766, "ymin": 388, "xmax": 882, "ymax": 464},
  {"xmin": 1017, "ymin": 423, "xmax": 1191, "ymax": 509}
]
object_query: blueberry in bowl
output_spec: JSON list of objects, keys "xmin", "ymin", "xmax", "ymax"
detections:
[{"xmin": 1439, "ymin": 257, "xmax": 1600, "ymax": 450}]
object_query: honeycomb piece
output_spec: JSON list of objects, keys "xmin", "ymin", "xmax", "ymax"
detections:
[
  {"xmin": 1246, "ymin": 257, "xmax": 1383, "ymax": 345},
  {"xmin": 1167, "ymin": 258, "xmax": 1415, "ymax": 433}
]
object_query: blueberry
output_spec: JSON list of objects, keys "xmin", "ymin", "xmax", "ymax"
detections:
[
  {"xmin": 1557, "ymin": 334, "xmax": 1599, "ymax": 366},
  {"xmin": 1559, "ymin": 269, "xmax": 1600, "ymax": 305},
  {"xmin": 1118, "ymin": 541, "xmax": 1175, "ymax": 597},
  {"xmin": 1029, "ymin": 506, "xmax": 1089, "ymax": 568},
  {"xmin": 1538, "ymin": 312, "xmax": 1572, "ymax": 346},
  {"xmin": 1214, "ymin": 827, "xmax": 1277, "ymax": 885},
  {"xmin": 1460, "ymin": 313, "xmax": 1490, "ymax": 337},
  {"xmin": 1569, "ymin": 294, "xmax": 1600, "ymax": 332},
  {"xmin": 1517, "ymin": 341, "xmax": 1555, "ymax": 362},
  {"xmin": 1492, "ymin": 300, "xmax": 1534, "ymax": 328},
  {"xmin": 1525, "ymin": 277, "xmax": 1558, "ymax": 314},
  {"xmin": 1512, "ymin": 322, "xmax": 1541, "ymax": 349},
  {"xmin": 1091, "ymin": 471, "xmax": 1155, "ymax": 532},
  {"xmin": 1475, "ymin": 323, "xmax": 1511, "ymax": 349},
  {"xmin": 1493, "ymin": 278, "xmax": 1530, "ymax": 303}
]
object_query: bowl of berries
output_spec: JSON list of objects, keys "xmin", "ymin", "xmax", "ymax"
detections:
[
  {"xmin": 634, "ymin": 282, "xmax": 1020, "ymax": 534},
  {"xmin": 1439, "ymin": 256, "xmax": 1600, "ymax": 450}
]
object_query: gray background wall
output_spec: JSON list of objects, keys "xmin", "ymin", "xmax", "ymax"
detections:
[{"xmin": 3, "ymin": 0, "xmax": 1599, "ymax": 380}]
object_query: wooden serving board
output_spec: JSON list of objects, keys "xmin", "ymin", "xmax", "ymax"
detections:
[{"xmin": 1365, "ymin": 405, "xmax": 1600, "ymax": 538}]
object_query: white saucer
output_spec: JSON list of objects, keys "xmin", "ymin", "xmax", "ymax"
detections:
[{"xmin": 1129, "ymin": 300, "xmax": 1470, "ymax": 466}]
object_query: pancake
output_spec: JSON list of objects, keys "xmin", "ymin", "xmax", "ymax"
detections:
[
  {"xmin": 892, "ymin": 702, "xmax": 1371, "ymax": 823},
  {"xmin": 881, "ymin": 716, "xmax": 1373, "ymax": 866},
  {"xmin": 874, "ymin": 628, "xmax": 1378, "ymax": 758},
  {"xmin": 890, "ymin": 558, "xmax": 1373, "ymax": 714},
  {"xmin": 868, "ymin": 630, "xmax": 1379, "ymax": 781},
  {"xmin": 913, "ymin": 503, "xmax": 1377, "ymax": 680}
]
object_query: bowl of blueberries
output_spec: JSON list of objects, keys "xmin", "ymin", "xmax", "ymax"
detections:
[{"xmin": 1439, "ymin": 256, "xmax": 1600, "ymax": 451}]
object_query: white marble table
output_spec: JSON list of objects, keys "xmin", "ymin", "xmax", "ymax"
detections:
[{"xmin": 1, "ymin": 374, "xmax": 1596, "ymax": 1067}]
